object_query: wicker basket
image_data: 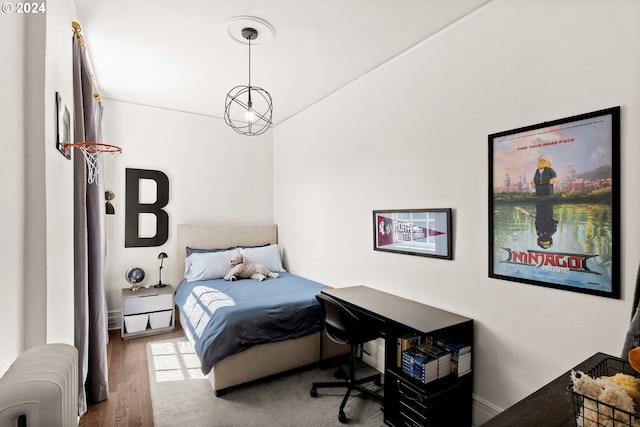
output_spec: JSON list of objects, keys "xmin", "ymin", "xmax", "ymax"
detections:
[{"xmin": 569, "ymin": 356, "xmax": 640, "ymax": 426}]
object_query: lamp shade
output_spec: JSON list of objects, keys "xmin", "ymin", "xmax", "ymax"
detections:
[{"xmin": 155, "ymin": 252, "xmax": 168, "ymax": 288}]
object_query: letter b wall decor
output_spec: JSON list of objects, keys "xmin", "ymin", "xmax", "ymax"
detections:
[{"xmin": 125, "ymin": 168, "xmax": 170, "ymax": 247}]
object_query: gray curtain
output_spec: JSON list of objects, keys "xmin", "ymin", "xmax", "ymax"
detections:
[{"xmin": 72, "ymin": 37, "xmax": 109, "ymax": 415}]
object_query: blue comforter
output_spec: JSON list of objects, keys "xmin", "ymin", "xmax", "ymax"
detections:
[{"xmin": 174, "ymin": 272, "xmax": 326, "ymax": 375}]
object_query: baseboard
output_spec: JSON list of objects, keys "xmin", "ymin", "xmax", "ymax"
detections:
[
  {"xmin": 108, "ymin": 309, "xmax": 122, "ymax": 330},
  {"xmin": 472, "ymin": 393, "xmax": 503, "ymax": 426}
]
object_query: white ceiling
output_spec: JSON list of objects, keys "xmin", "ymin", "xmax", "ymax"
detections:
[{"xmin": 74, "ymin": 0, "xmax": 491, "ymax": 127}]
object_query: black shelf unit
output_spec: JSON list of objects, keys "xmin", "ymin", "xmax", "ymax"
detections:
[
  {"xmin": 384, "ymin": 320, "xmax": 473, "ymax": 426},
  {"xmin": 321, "ymin": 286, "xmax": 474, "ymax": 427}
]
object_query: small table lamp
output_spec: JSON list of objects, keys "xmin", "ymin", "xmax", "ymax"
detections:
[{"xmin": 154, "ymin": 252, "xmax": 168, "ymax": 288}]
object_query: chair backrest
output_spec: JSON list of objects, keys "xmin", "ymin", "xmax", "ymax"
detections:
[{"xmin": 316, "ymin": 293, "xmax": 378, "ymax": 346}]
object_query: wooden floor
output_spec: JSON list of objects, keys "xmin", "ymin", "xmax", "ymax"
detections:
[{"xmin": 78, "ymin": 321, "xmax": 185, "ymax": 427}]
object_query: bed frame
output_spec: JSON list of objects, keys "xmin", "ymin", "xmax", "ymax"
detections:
[{"xmin": 176, "ymin": 224, "xmax": 345, "ymax": 396}]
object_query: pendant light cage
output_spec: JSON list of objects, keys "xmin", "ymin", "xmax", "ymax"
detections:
[
  {"xmin": 224, "ymin": 85, "xmax": 273, "ymax": 136},
  {"xmin": 224, "ymin": 27, "xmax": 273, "ymax": 136}
]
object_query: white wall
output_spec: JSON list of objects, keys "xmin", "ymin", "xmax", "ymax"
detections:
[
  {"xmin": 0, "ymin": 10, "xmax": 27, "ymax": 373},
  {"xmin": 100, "ymin": 100, "xmax": 273, "ymax": 310},
  {"xmin": 22, "ymin": 10, "xmax": 47, "ymax": 351},
  {"xmin": 45, "ymin": 0, "xmax": 77, "ymax": 346},
  {"xmin": 274, "ymin": 0, "xmax": 640, "ymax": 424},
  {"xmin": 0, "ymin": 0, "xmax": 77, "ymax": 373}
]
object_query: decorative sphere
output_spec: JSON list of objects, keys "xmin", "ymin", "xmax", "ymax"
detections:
[{"xmin": 126, "ymin": 267, "xmax": 145, "ymax": 284}]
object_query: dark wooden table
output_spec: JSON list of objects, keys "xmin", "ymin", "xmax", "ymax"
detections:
[{"xmin": 483, "ymin": 352, "xmax": 610, "ymax": 427}]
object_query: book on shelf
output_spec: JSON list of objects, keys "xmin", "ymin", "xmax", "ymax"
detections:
[
  {"xmin": 454, "ymin": 365, "xmax": 472, "ymax": 376},
  {"xmin": 401, "ymin": 346, "xmax": 438, "ymax": 384},
  {"xmin": 417, "ymin": 343, "xmax": 452, "ymax": 379},
  {"xmin": 453, "ymin": 365, "xmax": 472, "ymax": 376},
  {"xmin": 397, "ymin": 333, "xmax": 422, "ymax": 367},
  {"xmin": 453, "ymin": 351, "xmax": 472, "ymax": 376},
  {"xmin": 435, "ymin": 336, "xmax": 472, "ymax": 377},
  {"xmin": 452, "ymin": 352, "xmax": 471, "ymax": 364},
  {"xmin": 436, "ymin": 337, "xmax": 471, "ymax": 355}
]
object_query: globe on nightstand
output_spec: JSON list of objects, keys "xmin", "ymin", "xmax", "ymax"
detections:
[{"xmin": 125, "ymin": 267, "xmax": 145, "ymax": 291}]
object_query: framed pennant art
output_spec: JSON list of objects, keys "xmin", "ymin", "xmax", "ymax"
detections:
[{"xmin": 373, "ymin": 208, "xmax": 452, "ymax": 260}]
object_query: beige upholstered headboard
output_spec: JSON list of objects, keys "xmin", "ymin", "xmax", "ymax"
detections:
[{"xmin": 176, "ymin": 224, "xmax": 278, "ymax": 284}]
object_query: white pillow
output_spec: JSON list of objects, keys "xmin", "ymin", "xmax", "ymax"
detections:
[
  {"xmin": 239, "ymin": 244, "xmax": 285, "ymax": 272},
  {"xmin": 184, "ymin": 249, "xmax": 237, "ymax": 282}
]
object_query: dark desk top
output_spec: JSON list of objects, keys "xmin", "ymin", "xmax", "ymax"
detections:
[
  {"xmin": 321, "ymin": 285, "xmax": 472, "ymax": 333},
  {"xmin": 483, "ymin": 352, "xmax": 611, "ymax": 427}
]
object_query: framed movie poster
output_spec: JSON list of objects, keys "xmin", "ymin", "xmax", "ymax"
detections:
[
  {"xmin": 373, "ymin": 208, "xmax": 452, "ymax": 259},
  {"xmin": 488, "ymin": 107, "xmax": 620, "ymax": 298}
]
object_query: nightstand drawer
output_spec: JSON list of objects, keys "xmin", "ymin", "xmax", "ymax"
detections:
[{"xmin": 123, "ymin": 293, "xmax": 173, "ymax": 315}]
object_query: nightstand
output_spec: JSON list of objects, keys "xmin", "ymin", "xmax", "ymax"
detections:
[{"xmin": 121, "ymin": 285, "xmax": 175, "ymax": 339}]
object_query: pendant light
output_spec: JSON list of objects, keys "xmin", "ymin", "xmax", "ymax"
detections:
[{"xmin": 224, "ymin": 27, "xmax": 273, "ymax": 136}]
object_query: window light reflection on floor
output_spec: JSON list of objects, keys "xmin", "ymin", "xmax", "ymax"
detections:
[{"xmin": 149, "ymin": 340, "xmax": 206, "ymax": 382}]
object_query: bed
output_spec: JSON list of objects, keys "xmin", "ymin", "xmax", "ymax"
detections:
[{"xmin": 175, "ymin": 224, "xmax": 345, "ymax": 396}]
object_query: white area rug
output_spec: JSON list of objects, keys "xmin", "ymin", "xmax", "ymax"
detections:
[{"xmin": 147, "ymin": 337, "xmax": 384, "ymax": 426}]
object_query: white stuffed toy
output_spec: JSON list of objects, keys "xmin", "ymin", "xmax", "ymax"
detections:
[
  {"xmin": 571, "ymin": 370, "xmax": 640, "ymax": 427},
  {"xmin": 223, "ymin": 252, "xmax": 280, "ymax": 282}
]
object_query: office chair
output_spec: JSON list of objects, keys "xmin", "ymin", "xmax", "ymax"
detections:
[{"xmin": 310, "ymin": 293, "xmax": 383, "ymax": 423}]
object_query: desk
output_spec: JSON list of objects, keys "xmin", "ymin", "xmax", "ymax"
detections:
[
  {"xmin": 483, "ymin": 352, "xmax": 611, "ymax": 427},
  {"xmin": 322, "ymin": 286, "xmax": 474, "ymax": 426}
]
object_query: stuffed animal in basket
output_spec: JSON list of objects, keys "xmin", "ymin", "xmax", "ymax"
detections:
[
  {"xmin": 223, "ymin": 252, "xmax": 280, "ymax": 282},
  {"xmin": 571, "ymin": 370, "xmax": 640, "ymax": 427}
]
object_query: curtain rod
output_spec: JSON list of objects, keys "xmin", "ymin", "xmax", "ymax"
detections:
[{"xmin": 72, "ymin": 21, "xmax": 101, "ymax": 102}]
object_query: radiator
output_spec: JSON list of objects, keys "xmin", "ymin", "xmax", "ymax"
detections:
[{"xmin": 0, "ymin": 344, "xmax": 78, "ymax": 427}]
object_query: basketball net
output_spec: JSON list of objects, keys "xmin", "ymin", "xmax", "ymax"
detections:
[{"xmin": 64, "ymin": 142, "xmax": 122, "ymax": 185}]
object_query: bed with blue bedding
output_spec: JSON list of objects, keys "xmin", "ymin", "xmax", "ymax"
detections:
[
  {"xmin": 175, "ymin": 272, "xmax": 325, "ymax": 375},
  {"xmin": 175, "ymin": 224, "xmax": 346, "ymax": 396}
]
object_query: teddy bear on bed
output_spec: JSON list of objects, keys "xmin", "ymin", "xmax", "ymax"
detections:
[{"xmin": 223, "ymin": 252, "xmax": 280, "ymax": 282}]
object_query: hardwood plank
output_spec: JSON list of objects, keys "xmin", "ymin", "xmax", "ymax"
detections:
[
  {"xmin": 139, "ymin": 344, "xmax": 154, "ymax": 427},
  {"xmin": 100, "ymin": 388, "xmax": 117, "ymax": 427},
  {"xmin": 108, "ymin": 329, "xmax": 122, "ymax": 393},
  {"xmin": 113, "ymin": 382, "xmax": 129, "ymax": 427},
  {"xmin": 79, "ymin": 320, "xmax": 185, "ymax": 427},
  {"xmin": 126, "ymin": 371, "xmax": 142, "ymax": 427}
]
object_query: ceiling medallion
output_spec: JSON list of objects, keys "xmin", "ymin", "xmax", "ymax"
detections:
[{"xmin": 224, "ymin": 16, "xmax": 275, "ymax": 45}]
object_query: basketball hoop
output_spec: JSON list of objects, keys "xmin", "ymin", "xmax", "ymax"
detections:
[{"xmin": 63, "ymin": 142, "xmax": 122, "ymax": 184}]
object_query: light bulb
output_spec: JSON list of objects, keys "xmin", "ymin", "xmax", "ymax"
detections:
[{"xmin": 245, "ymin": 108, "xmax": 256, "ymax": 124}]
